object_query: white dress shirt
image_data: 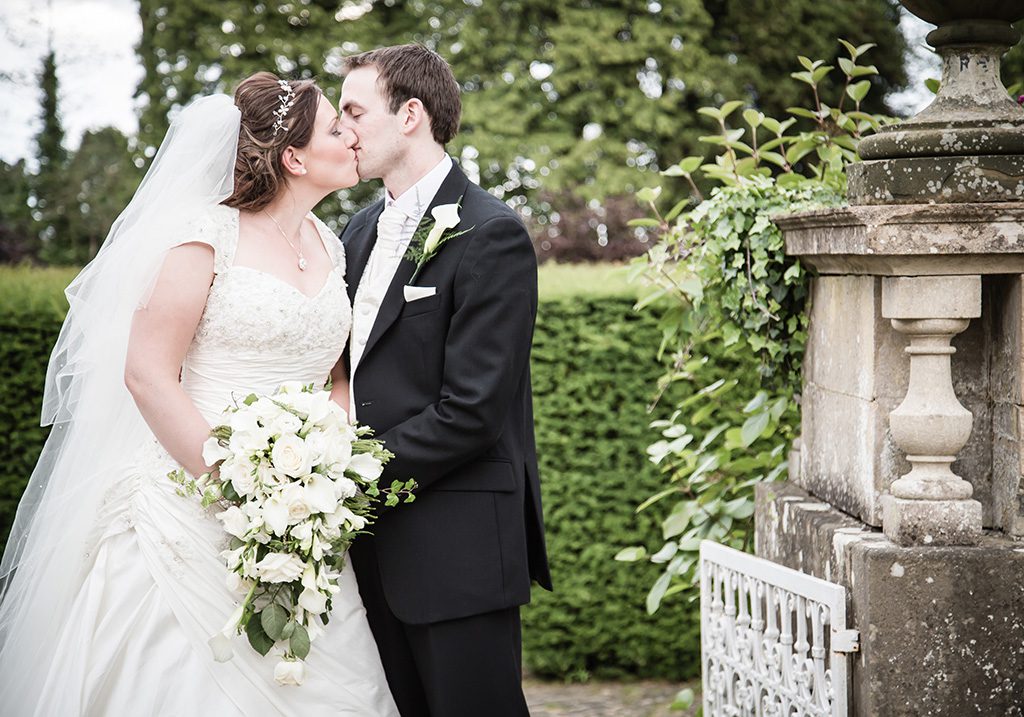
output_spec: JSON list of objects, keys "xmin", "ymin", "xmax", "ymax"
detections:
[{"xmin": 349, "ymin": 153, "xmax": 453, "ymax": 416}]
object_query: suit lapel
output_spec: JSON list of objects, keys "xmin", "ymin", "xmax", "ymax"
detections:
[
  {"xmin": 358, "ymin": 163, "xmax": 471, "ymax": 367},
  {"xmin": 345, "ymin": 199, "xmax": 385, "ymax": 304}
]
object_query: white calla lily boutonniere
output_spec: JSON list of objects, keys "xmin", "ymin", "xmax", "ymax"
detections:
[{"xmin": 407, "ymin": 200, "xmax": 473, "ymax": 282}]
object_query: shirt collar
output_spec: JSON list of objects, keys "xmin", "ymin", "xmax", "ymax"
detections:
[{"xmin": 384, "ymin": 154, "xmax": 454, "ymax": 222}]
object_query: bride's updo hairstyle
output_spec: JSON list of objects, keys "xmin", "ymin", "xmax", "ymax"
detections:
[{"xmin": 223, "ymin": 72, "xmax": 322, "ymax": 211}]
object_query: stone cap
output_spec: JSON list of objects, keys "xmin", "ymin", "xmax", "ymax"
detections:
[{"xmin": 777, "ymin": 202, "xmax": 1024, "ymax": 275}]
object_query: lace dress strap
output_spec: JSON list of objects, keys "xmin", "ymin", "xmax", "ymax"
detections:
[{"xmin": 180, "ymin": 204, "xmax": 239, "ymax": 274}]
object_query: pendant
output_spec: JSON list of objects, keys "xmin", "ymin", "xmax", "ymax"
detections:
[{"xmin": 298, "ymin": 257, "xmax": 308, "ymax": 271}]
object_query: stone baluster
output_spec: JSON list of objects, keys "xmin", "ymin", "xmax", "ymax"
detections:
[{"xmin": 880, "ymin": 275, "xmax": 984, "ymax": 546}]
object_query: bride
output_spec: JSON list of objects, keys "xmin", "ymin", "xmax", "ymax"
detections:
[{"xmin": 0, "ymin": 72, "xmax": 400, "ymax": 716}]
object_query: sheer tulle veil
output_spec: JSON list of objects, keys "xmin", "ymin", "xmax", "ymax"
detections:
[{"xmin": 0, "ymin": 94, "xmax": 240, "ymax": 705}]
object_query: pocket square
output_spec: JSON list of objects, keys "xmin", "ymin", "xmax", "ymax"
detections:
[{"xmin": 403, "ymin": 285, "xmax": 437, "ymax": 302}]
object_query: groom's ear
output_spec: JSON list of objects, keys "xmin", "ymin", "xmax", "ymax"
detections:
[{"xmin": 399, "ymin": 98, "xmax": 431, "ymax": 137}]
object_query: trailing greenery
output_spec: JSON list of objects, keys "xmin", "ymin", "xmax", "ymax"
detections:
[
  {"xmin": 617, "ymin": 40, "xmax": 890, "ymax": 613},
  {"xmin": 0, "ymin": 265, "xmax": 707, "ymax": 681}
]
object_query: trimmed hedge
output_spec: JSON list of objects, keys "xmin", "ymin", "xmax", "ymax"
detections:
[
  {"xmin": 0, "ymin": 270, "xmax": 700, "ymax": 682},
  {"xmin": 524, "ymin": 296, "xmax": 699, "ymax": 681}
]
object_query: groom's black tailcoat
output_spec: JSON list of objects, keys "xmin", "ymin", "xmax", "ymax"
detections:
[{"xmin": 342, "ymin": 163, "xmax": 551, "ymax": 638}]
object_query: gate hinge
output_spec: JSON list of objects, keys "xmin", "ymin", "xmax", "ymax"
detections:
[{"xmin": 832, "ymin": 628, "xmax": 860, "ymax": 653}]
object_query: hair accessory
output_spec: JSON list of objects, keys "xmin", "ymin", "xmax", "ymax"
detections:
[{"xmin": 271, "ymin": 79, "xmax": 296, "ymax": 137}]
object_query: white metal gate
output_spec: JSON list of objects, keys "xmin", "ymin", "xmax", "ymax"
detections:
[{"xmin": 699, "ymin": 541, "xmax": 859, "ymax": 717}]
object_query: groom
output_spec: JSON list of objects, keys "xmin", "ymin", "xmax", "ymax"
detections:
[{"xmin": 338, "ymin": 44, "xmax": 552, "ymax": 716}]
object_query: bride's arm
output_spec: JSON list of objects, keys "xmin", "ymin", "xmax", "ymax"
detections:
[
  {"xmin": 328, "ymin": 356, "xmax": 351, "ymax": 418},
  {"xmin": 124, "ymin": 242, "xmax": 217, "ymax": 478}
]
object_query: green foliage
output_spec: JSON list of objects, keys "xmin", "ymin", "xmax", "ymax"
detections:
[
  {"xmin": 0, "ymin": 267, "xmax": 702, "ymax": 680},
  {"xmin": 0, "ymin": 161, "xmax": 35, "ymax": 263},
  {"xmin": 523, "ymin": 295, "xmax": 700, "ymax": 680},
  {"xmin": 621, "ymin": 39, "xmax": 889, "ymax": 613},
  {"xmin": 34, "ymin": 50, "xmax": 71, "ymax": 265},
  {"xmin": 1002, "ymin": 21, "xmax": 1024, "ymax": 92},
  {"xmin": 130, "ymin": 0, "xmax": 909, "ymax": 247}
]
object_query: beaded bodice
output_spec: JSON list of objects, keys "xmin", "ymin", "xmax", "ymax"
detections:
[{"xmin": 180, "ymin": 205, "xmax": 351, "ymax": 420}]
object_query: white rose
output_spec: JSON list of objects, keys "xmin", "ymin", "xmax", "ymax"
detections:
[
  {"xmin": 348, "ymin": 453, "xmax": 383, "ymax": 482},
  {"xmin": 280, "ymin": 482, "xmax": 312, "ymax": 525},
  {"xmin": 318, "ymin": 403, "xmax": 351, "ymax": 432},
  {"xmin": 303, "ymin": 430, "xmax": 328, "ymax": 466},
  {"xmin": 268, "ymin": 411, "xmax": 303, "ymax": 439},
  {"xmin": 254, "ymin": 552, "xmax": 305, "ymax": 583},
  {"xmin": 278, "ymin": 390, "xmax": 313, "ymax": 417},
  {"xmin": 215, "ymin": 506, "xmax": 251, "ymax": 539},
  {"xmin": 274, "ymin": 659, "xmax": 305, "ymax": 686},
  {"xmin": 322, "ymin": 435, "xmax": 353, "ymax": 475},
  {"xmin": 202, "ymin": 436, "xmax": 232, "ymax": 465},
  {"xmin": 252, "ymin": 396, "xmax": 285, "ymax": 424},
  {"xmin": 303, "ymin": 473, "xmax": 340, "ymax": 515},
  {"xmin": 229, "ymin": 426, "xmax": 271, "ymax": 454},
  {"xmin": 221, "ymin": 461, "xmax": 257, "ymax": 498},
  {"xmin": 271, "ymin": 434, "xmax": 312, "ymax": 478}
]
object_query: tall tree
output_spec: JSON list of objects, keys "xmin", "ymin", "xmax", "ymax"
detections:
[
  {"xmin": 0, "ymin": 161, "xmax": 35, "ymax": 264},
  {"xmin": 33, "ymin": 49, "xmax": 72, "ymax": 264},
  {"xmin": 61, "ymin": 128, "xmax": 143, "ymax": 262}
]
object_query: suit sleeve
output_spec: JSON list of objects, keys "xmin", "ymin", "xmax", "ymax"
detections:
[{"xmin": 375, "ymin": 214, "xmax": 537, "ymax": 491}]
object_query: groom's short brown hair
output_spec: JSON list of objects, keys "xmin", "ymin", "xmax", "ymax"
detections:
[{"xmin": 343, "ymin": 44, "xmax": 461, "ymax": 145}]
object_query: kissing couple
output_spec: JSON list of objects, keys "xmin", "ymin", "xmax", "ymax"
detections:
[{"xmin": 0, "ymin": 43, "xmax": 552, "ymax": 716}]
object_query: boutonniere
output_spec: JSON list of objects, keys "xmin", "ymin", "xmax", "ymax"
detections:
[{"xmin": 406, "ymin": 201, "xmax": 473, "ymax": 282}]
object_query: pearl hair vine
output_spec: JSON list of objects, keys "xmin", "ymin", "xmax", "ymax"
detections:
[{"xmin": 271, "ymin": 79, "xmax": 296, "ymax": 137}]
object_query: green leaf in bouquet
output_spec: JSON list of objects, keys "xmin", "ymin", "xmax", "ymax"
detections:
[
  {"xmin": 245, "ymin": 613, "xmax": 275, "ymax": 656},
  {"xmin": 289, "ymin": 623, "xmax": 311, "ymax": 660},
  {"xmin": 281, "ymin": 620, "xmax": 297, "ymax": 641},
  {"xmin": 385, "ymin": 494, "xmax": 400, "ymax": 507},
  {"xmin": 222, "ymin": 481, "xmax": 240, "ymax": 502},
  {"xmin": 261, "ymin": 603, "xmax": 289, "ymax": 641},
  {"xmin": 243, "ymin": 393, "xmax": 259, "ymax": 406}
]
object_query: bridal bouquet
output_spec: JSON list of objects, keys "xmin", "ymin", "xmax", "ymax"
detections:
[{"xmin": 168, "ymin": 382, "xmax": 415, "ymax": 685}]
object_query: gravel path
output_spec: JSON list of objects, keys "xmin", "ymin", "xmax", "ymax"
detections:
[{"xmin": 523, "ymin": 678, "xmax": 700, "ymax": 717}]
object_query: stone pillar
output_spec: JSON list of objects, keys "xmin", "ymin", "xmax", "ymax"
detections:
[
  {"xmin": 752, "ymin": 2, "xmax": 1024, "ymax": 714},
  {"xmin": 879, "ymin": 275, "xmax": 983, "ymax": 545}
]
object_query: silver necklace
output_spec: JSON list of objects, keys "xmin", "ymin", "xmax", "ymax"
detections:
[{"xmin": 262, "ymin": 209, "xmax": 307, "ymax": 271}]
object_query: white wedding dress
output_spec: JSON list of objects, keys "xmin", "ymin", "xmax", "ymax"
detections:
[{"xmin": 31, "ymin": 205, "xmax": 399, "ymax": 717}]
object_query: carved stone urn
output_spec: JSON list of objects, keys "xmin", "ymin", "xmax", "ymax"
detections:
[{"xmin": 849, "ymin": 0, "xmax": 1024, "ymax": 204}]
